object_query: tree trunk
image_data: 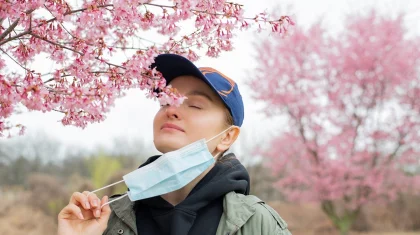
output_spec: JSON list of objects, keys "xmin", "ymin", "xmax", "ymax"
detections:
[
  {"xmin": 321, "ymin": 201, "xmax": 360, "ymax": 235},
  {"xmin": 336, "ymin": 217, "xmax": 353, "ymax": 235}
]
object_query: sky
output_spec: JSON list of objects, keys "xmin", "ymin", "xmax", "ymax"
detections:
[{"xmin": 3, "ymin": 0, "xmax": 420, "ymax": 158}]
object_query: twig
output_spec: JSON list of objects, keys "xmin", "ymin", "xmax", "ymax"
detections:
[
  {"xmin": 42, "ymin": 70, "xmax": 125, "ymax": 84},
  {"xmin": 30, "ymin": 33, "xmax": 84, "ymax": 55},
  {"xmin": 36, "ymin": 4, "xmax": 114, "ymax": 28},
  {"xmin": 31, "ymin": 33, "xmax": 126, "ymax": 70},
  {"xmin": 95, "ymin": 57, "xmax": 125, "ymax": 69},
  {"xmin": 133, "ymin": 35, "xmax": 164, "ymax": 45},
  {"xmin": 0, "ymin": 48, "xmax": 32, "ymax": 73},
  {"xmin": 112, "ymin": 46, "xmax": 148, "ymax": 50},
  {"xmin": 91, "ymin": 71, "xmax": 124, "ymax": 75},
  {"xmin": 43, "ymin": 78, "xmax": 55, "ymax": 84},
  {"xmin": 43, "ymin": 4, "xmax": 79, "ymax": 40},
  {"xmin": 144, "ymin": 3, "xmax": 175, "ymax": 9},
  {"xmin": 168, "ymin": 29, "xmax": 201, "ymax": 52},
  {"xmin": 53, "ymin": 109, "xmax": 66, "ymax": 114}
]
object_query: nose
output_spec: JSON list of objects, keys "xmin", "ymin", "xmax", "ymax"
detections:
[{"xmin": 165, "ymin": 104, "xmax": 181, "ymax": 119}]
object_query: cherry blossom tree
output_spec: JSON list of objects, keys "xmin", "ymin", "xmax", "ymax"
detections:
[
  {"xmin": 251, "ymin": 11, "xmax": 420, "ymax": 235},
  {"xmin": 0, "ymin": 0, "xmax": 293, "ymax": 137}
]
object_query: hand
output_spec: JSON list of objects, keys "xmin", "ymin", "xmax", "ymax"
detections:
[{"xmin": 58, "ymin": 191, "xmax": 112, "ymax": 235}]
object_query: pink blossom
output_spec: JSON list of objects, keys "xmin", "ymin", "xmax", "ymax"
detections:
[
  {"xmin": 0, "ymin": 0, "xmax": 292, "ymax": 135},
  {"xmin": 0, "ymin": 59, "xmax": 5, "ymax": 69},
  {"xmin": 252, "ymin": 10, "xmax": 420, "ymax": 213}
]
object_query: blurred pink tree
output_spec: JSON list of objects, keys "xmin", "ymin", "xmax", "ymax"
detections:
[
  {"xmin": 0, "ymin": 0, "xmax": 293, "ymax": 136},
  {"xmin": 251, "ymin": 11, "xmax": 420, "ymax": 235}
]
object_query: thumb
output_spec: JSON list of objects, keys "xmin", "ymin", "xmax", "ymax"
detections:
[{"xmin": 98, "ymin": 196, "xmax": 112, "ymax": 224}]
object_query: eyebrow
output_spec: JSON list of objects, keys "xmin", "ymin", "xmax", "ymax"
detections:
[{"xmin": 186, "ymin": 90, "xmax": 214, "ymax": 102}]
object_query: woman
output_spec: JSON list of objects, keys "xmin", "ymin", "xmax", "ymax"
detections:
[{"xmin": 57, "ymin": 54, "xmax": 291, "ymax": 235}]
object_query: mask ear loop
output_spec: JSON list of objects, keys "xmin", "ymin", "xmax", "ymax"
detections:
[
  {"xmin": 86, "ymin": 179, "xmax": 128, "ymax": 208},
  {"xmin": 100, "ymin": 193, "xmax": 128, "ymax": 208},
  {"xmin": 205, "ymin": 126, "xmax": 234, "ymax": 143},
  {"xmin": 206, "ymin": 126, "xmax": 234, "ymax": 159}
]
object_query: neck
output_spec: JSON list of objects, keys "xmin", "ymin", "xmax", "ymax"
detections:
[{"xmin": 161, "ymin": 162, "xmax": 215, "ymax": 206}]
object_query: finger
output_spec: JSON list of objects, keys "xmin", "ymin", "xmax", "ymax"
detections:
[
  {"xmin": 70, "ymin": 192, "xmax": 91, "ymax": 210},
  {"xmin": 58, "ymin": 204, "xmax": 84, "ymax": 220},
  {"xmin": 98, "ymin": 196, "xmax": 112, "ymax": 226},
  {"xmin": 101, "ymin": 196, "xmax": 112, "ymax": 214},
  {"xmin": 83, "ymin": 192, "xmax": 102, "ymax": 218},
  {"xmin": 87, "ymin": 192, "xmax": 101, "ymax": 209}
]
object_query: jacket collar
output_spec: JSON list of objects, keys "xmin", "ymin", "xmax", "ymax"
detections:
[
  {"xmin": 220, "ymin": 191, "xmax": 262, "ymax": 234},
  {"xmin": 109, "ymin": 194, "xmax": 137, "ymax": 234},
  {"xmin": 109, "ymin": 191, "xmax": 262, "ymax": 235}
]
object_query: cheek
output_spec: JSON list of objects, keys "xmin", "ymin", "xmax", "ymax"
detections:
[
  {"xmin": 203, "ymin": 112, "xmax": 225, "ymax": 127},
  {"xmin": 192, "ymin": 113, "xmax": 225, "ymax": 134},
  {"xmin": 153, "ymin": 110, "xmax": 164, "ymax": 132}
]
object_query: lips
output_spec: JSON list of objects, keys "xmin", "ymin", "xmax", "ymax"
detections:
[{"xmin": 161, "ymin": 123, "xmax": 185, "ymax": 132}]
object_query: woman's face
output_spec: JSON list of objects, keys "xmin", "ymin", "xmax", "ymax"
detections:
[{"xmin": 153, "ymin": 75, "xmax": 229, "ymax": 154}]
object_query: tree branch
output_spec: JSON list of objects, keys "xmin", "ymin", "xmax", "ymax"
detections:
[
  {"xmin": 385, "ymin": 132, "xmax": 407, "ymax": 164},
  {"xmin": 349, "ymin": 83, "xmax": 379, "ymax": 159},
  {"xmin": 0, "ymin": 18, "xmax": 20, "ymax": 42},
  {"xmin": 0, "ymin": 29, "xmax": 32, "ymax": 46},
  {"xmin": 349, "ymin": 113, "xmax": 362, "ymax": 157},
  {"xmin": 287, "ymin": 108, "xmax": 320, "ymax": 164},
  {"xmin": 0, "ymin": 9, "xmax": 36, "ymax": 45}
]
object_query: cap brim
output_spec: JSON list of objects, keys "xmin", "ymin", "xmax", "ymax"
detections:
[{"xmin": 152, "ymin": 54, "xmax": 221, "ymax": 98}]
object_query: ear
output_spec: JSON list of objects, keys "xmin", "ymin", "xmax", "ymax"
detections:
[{"xmin": 216, "ymin": 126, "xmax": 240, "ymax": 152}]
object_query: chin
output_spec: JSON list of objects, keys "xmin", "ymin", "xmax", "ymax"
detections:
[{"xmin": 154, "ymin": 139, "xmax": 186, "ymax": 153}]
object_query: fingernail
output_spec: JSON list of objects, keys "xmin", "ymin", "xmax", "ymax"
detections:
[
  {"xmin": 92, "ymin": 200, "xmax": 98, "ymax": 207},
  {"xmin": 95, "ymin": 210, "xmax": 101, "ymax": 218},
  {"xmin": 85, "ymin": 201, "xmax": 90, "ymax": 209},
  {"xmin": 79, "ymin": 212, "xmax": 84, "ymax": 220}
]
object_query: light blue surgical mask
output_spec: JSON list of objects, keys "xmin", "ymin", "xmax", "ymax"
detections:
[{"xmin": 88, "ymin": 126, "xmax": 233, "ymax": 207}]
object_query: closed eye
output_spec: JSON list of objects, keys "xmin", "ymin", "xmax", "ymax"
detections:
[{"xmin": 189, "ymin": 105, "xmax": 202, "ymax": 109}]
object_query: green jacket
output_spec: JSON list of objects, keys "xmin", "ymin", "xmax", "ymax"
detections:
[{"xmin": 103, "ymin": 191, "xmax": 291, "ymax": 235}]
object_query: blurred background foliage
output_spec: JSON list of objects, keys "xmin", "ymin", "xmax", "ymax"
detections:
[{"xmin": 0, "ymin": 132, "xmax": 419, "ymax": 235}]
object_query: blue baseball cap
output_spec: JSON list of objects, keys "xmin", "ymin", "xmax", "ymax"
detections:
[{"xmin": 152, "ymin": 54, "xmax": 244, "ymax": 127}]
